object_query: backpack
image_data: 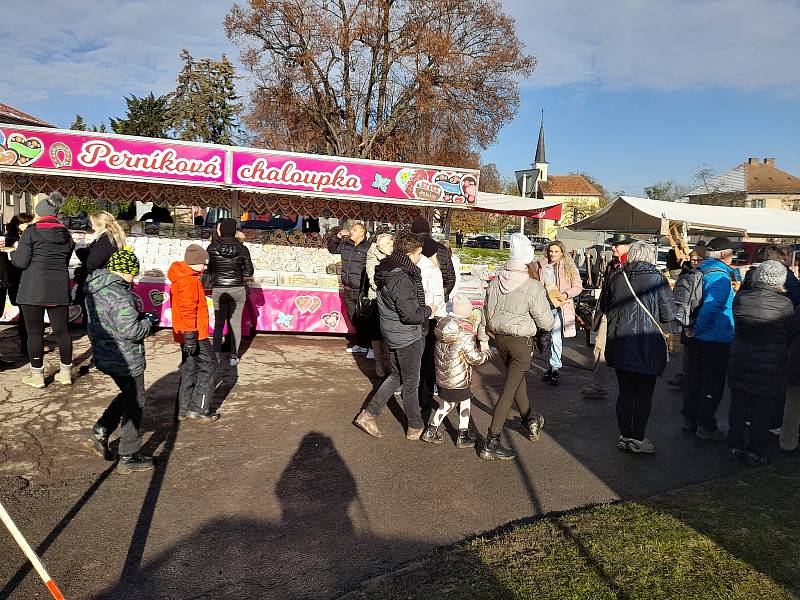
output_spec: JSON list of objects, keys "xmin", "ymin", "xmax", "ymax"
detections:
[{"xmin": 673, "ymin": 267, "xmax": 728, "ymax": 327}]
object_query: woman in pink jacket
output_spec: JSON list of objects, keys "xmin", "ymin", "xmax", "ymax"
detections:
[{"xmin": 530, "ymin": 241, "xmax": 583, "ymax": 385}]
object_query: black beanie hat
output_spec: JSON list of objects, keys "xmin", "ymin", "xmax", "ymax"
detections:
[
  {"xmin": 218, "ymin": 218, "xmax": 237, "ymax": 238},
  {"xmin": 410, "ymin": 216, "xmax": 431, "ymax": 234},
  {"xmin": 421, "ymin": 237, "xmax": 439, "ymax": 257}
]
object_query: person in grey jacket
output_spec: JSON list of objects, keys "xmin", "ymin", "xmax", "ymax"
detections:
[
  {"xmin": 83, "ymin": 248, "xmax": 157, "ymax": 474},
  {"xmin": 353, "ymin": 232, "xmax": 437, "ymax": 440},
  {"xmin": 482, "ymin": 234, "xmax": 554, "ymax": 460}
]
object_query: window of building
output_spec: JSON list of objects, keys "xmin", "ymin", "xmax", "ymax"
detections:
[
  {"xmin": 750, "ymin": 198, "xmax": 765, "ymax": 208},
  {"xmin": 793, "ymin": 200, "xmax": 800, "ymax": 212}
]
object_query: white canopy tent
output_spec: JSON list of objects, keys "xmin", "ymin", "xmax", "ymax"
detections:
[
  {"xmin": 474, "ymin": 192, "xmax": 562, "ymax": 218},
  {"xmin": 570, "ymin": 195, "xmax": 800, "ymax": 238}
]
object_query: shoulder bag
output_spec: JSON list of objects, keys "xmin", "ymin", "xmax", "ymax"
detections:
[
  {"xmin": 355, "ymin": 268, "xmax": 375, "ymax": 319},
  {"xmin": 622, "ymin": 270, "xmax": 670, "ymax": 361}
]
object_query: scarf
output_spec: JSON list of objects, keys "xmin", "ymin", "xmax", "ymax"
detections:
[{"xmin": 391, "ymin": 250, "xmax": 426, "ymax": 307}]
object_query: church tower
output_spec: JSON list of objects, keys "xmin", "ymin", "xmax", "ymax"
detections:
[{"xmin": 534, "ymin": 113, "xmax": 548, "ymax": 183}]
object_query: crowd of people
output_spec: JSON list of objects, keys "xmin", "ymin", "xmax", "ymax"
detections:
[{"xmin": 2, "ymin": 196, "xmax": 800, "ymax": 471}]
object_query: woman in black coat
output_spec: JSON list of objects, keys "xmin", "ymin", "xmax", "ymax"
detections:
[
  {"xmin": 6, "ymin": 194, "xmax": 76, "ymax": 388},
  {"xmin": 728, "ymin": 260, "xmax": 794, "ymax": 464},
  {"xmin": 206, "ymin": 218, "xmax": 254, "ymax": 366},
  {"xmin": 2, "ymin": 213, "xmax": 35, "ymax": 358},
  {"xmin": 603, "ymin": 241, "xmax": 677, "ymax": 454}
]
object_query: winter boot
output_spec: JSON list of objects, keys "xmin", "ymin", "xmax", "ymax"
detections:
[
  {"xmin": 421, "ymin": 425, "xmax": 444, "ymax": 444},
  {"xmin": 522, "ymin": 412, "xmax": 545, "ymax": 441},
  {"xmin": 22, "ymin": 368, "xmax": 45, "ymax": 389},
  {"xmin": 479, "ymin": 432, "xmax": 516, "ymax": 460},
  {"xmin": 455, "ymin": 428, "xmax": 477, "ymax": 449},
  {"xmin": 85, "ymin": 424, "xmax": 111, "ymax": 460},
  {"xmin": 54, "ymin": 363, "xmax": 73, "ymax": 386},
  {"xmin": 116, "ymin": 453, "xmax": 155, "ymax": 474},
  {"xmin": 353, "ymin": 410, "xmax": 382, "ymax": 438}
]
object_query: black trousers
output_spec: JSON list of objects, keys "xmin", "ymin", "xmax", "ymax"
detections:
[
  {"xmin": 419, "ymin": 319, "xmax": 437, "ymax": 403},
  {"xmin": 366, "ymin": 337, "xmax": 424, "ymax": 430},
  {"xmin": 97, "ymin": 373, "xmax": 147, "ymax": 455},
  {"xmin": 681, "ymin": 338, "xmax": 730, "ymax": 431},
  {"xmin": 342, "ymin": 289, "xmax": 370, "ymax": 348},
  {"xmin": 179, "ymin": 339, "xmax": 218, "ymax": 415},
  {"xmin": 489, "ymin": 334, "xmax": 533, "ymax": 434},
  {"xmin": 615, "ymin": 370, "xmax": 657, "ymax": 440},
  {"xmin": 20, "ymin": 304, "xmax": 72, "ymax": 369},
  {"xmin": 728, "ymin": 390, "xmax": 778, "ymax": 455}
]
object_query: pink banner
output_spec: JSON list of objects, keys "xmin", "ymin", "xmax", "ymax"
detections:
[
  {"xmin": 0, "ymin": 125, "xmax": 225, "ymax": 185},
  {"xmin": 233, "ymin": 150, "xmax": 478, "ymax": 206},
  {"xmin": 127, "ymin": 281, "xmax": 352, "ymax": 335}
]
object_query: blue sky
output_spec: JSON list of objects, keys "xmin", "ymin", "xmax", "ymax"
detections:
[{"xmin": 2, "ymin": 0, "xmax": 799, "ymax": 196}]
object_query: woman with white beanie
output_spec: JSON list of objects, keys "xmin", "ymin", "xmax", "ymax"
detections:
[{"xmin": 482, "ymin": 233, "xmax": 554, "ymax": 460}]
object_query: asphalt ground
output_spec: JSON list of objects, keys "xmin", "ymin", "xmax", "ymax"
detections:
[{"xmin": 0, "ymin": 324, "xmax": 777, "ymax": 599}]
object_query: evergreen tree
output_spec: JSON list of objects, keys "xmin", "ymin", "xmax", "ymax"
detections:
[
  {"xmin": 169, "ymin": 49, "xmax": 242, "ymax": 144},
  {"xmin": 110, "ymin": 92, "xmax": 171, "ymax": 138},
  {"xmin": 70, "ymin": 114, "xmax": 87, "ymax": 131}
]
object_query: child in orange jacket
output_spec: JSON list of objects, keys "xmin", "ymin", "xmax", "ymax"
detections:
[{"xmin": 168, "ymin": 244, "xmax": 218, "ymax": 421}]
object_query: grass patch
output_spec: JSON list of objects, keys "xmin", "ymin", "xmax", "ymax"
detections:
[
  {"xmin": 454, "ymin": 247, "xmax": 509, "ymax": 266},
  {"xmin": 343, "ymin": 460, "xmax": 800, "ymax": 600}
]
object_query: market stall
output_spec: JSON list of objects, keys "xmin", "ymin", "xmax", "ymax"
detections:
[{"xmin": 0, "ymin": 124, "xmax": 480, "ymax": 335}]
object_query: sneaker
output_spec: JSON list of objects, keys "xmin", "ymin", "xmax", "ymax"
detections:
[
  {"xmin": 84, "ymin": 424, "xmax": 111, "ymax": 460},
  {"xmin": 229, "ymin": 355, "xmax": 240, "ymax": 367},
  {"xmin": 727, "ymin": 448, "xmax": 747, "ymax": 461},
  {"xmin": 421, "ymin": 425, "xmax": 444, "ymax": 444},
  {"xmin": 184, "ymin": 410, "xmax": 220, "ymax": 422},
  {"xmin": 745, "ymin": 452, "xmax": 768, "ymax": 466},
  {"xmin": 353, "ymin": 410, "xmax": 382, "ymax": 438},
  {"xmin": 617, "ymin": 436, "xmax": 632, "ymax": 451},
  {"xmin": 581, "ymin": 384, "xmax": 607, "ymax": 399},
  {"xmin": 406, "ymin": 427, "xmax": 424, "ymax": 440},
  {"xmin": 696, "ymin": 426, "xmax": 726, "ymax": 441},
  {"xmin": 522, "ymin": 413, "xmax": 545, "ymax": 441},
  {"xmin": 366, "ymin": 348, "xmax": 375, "ymax": 360},
  {"xmin": 627, "ymin": 438, "xmax": 656, "ymax": 454},
  {"xmin": 346, "ymin": 345, "xmax": 369, "ymax": 354},
  {"xmin": 455, "ymin": 428, "xmax": 477, "ymax": 449},
  {"xmin": 116, "ymin": 453, "xmax": 155, "ymax": 474},
  {"xmin": 769, "ymin": 427, "xmax": 782, "ymax": 436},
  {"xmin": 54, "ymin": 369, "xmax": 72, "ymax": 386},
  {"xmin": 22, "ymin": 371, "xmax": 46, "ymax": 389},
  {"xmin": 479, "ymin": 432, "xmax": 516, "ymax": 460}
]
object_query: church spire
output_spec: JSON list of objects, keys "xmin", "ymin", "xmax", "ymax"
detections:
[{"xmin": 534, "ymin": 110, "xmax": 547, "ymax": 165}]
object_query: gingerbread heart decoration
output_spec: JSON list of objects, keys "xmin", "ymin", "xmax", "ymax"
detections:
[
  {"xmin": 295, "ymin": 295, "xmax": 322, "ymax": 314},
  {"xmin": 0, "ymin": 149, "xmax": 18, "ymax": 166},
  {"xmin": 321, "ymin": 310, "xmax": 341, "ymax": 329},
  {"xmin": 149, "ymin": 290, "xmax": 167, "ymax": 306},
  {"xmin": 6, "ymin": 133, "xmax": 44, "ymax": 166}
]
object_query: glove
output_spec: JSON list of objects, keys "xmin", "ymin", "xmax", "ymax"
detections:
[
  {"xmin": 183, "ymin": 331, "xmax": 199, "ymax": 356},
  {"xmin": 141, "ymin": 312, "xmax": 159, "ymax": 329}
]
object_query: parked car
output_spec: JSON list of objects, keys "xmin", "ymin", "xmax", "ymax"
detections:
[
  {"xmin": 465, "ymin": 235, "xmax": 508, "ymax": 249},
  {"xmin": 528, "ymin": 236, "xmax": 551, "ymax": 251}
]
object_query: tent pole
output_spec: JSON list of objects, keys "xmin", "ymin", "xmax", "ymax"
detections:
[{"xmin": 519, "ymin": 216, "xmax": 525, "ymax": 234}]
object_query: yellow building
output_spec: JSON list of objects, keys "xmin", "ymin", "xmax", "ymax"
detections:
[{"xmin": 685, "ymin": 157, "xmax": 800, "ymax": 210}]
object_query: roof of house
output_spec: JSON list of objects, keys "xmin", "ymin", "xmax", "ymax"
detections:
[
  {"xmin": 540, "ymin": 175, "xmax": 602, "ymax": 197},
  {"xmin": 0, "ymin": 103, "xmax": 55, "ymax": 127},
  {"xmin": 747, "ymin": 161, "xmax": 800, "ymax": 194},
  {"xmin": 687, "ymin": 158, "xmax": 800, "ymax": 196}
]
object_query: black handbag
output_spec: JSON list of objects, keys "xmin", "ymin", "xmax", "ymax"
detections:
[{"xmin": 355, "ymin": 269, "xmax": 375, "ymax": 319}]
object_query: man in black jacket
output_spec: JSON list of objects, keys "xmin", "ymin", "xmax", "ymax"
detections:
[
  {"xmin": 410, "ymin": 216, "xmax": 457, "ymax": 298},
  {"xmin": 327, "ymin": 222, "xmax": 371, "ymax": 353},
  {"xmin": 353, "ymin": 232, "xmax": 436, "ymax": 440}
]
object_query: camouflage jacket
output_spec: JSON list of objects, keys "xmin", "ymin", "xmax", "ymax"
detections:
[{"xmin": 85, "ymin": 269, "xmax": 150, "ymax": 377}]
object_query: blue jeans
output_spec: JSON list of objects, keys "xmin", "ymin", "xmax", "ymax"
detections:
[{"xmin": 549, "ymin": 308, "xmax": 563, "ymax": 370}]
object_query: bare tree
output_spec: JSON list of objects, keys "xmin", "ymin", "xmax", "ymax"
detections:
[{"xmin": 225, "ymin": 0, "xmax": 535, "ymax": 163}]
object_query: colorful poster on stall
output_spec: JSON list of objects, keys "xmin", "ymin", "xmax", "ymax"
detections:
[
  {"xmin": 233, "ymin": 149, "xmax": 478, "ymax": 207},
  {"xmin": 0, "ymin": 125, "xmax": 226, "ymax": 185}
]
